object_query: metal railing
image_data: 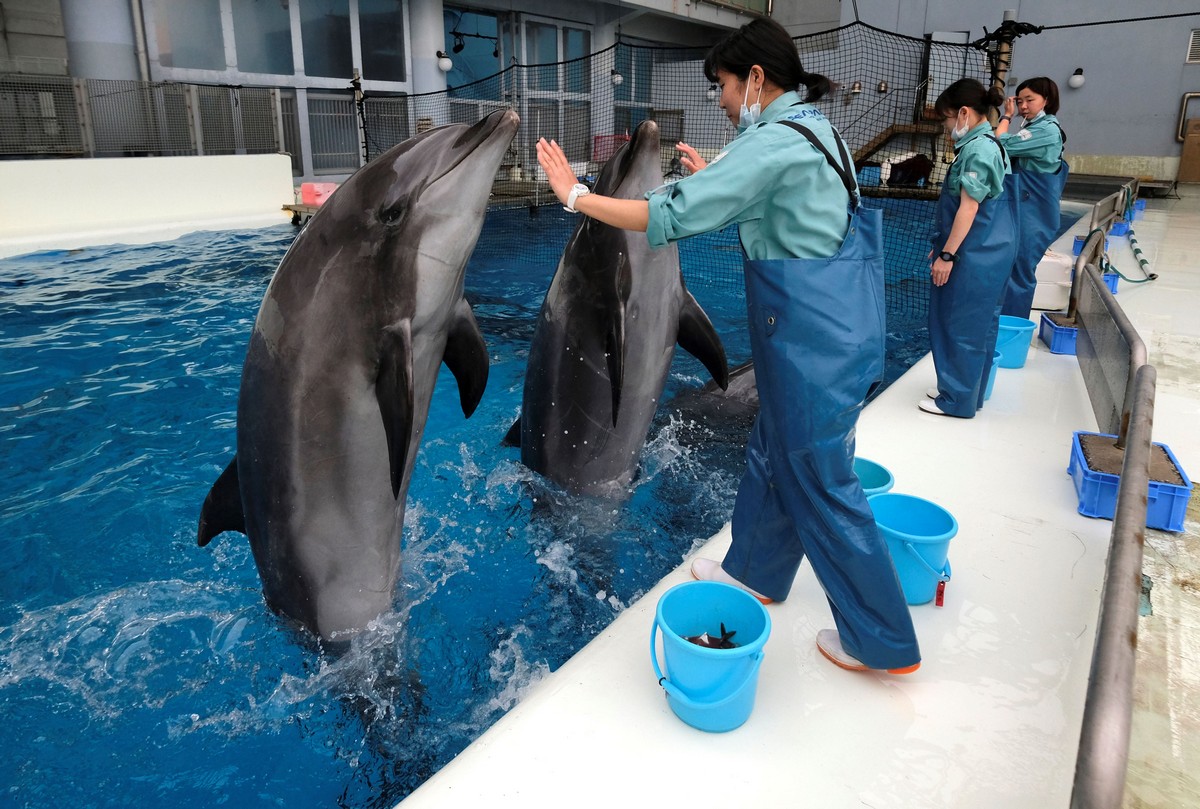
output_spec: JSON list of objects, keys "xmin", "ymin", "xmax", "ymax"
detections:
[
  {"xmin": 1074, "ymin": 258, "xmax": 1149, "ymax": 448},
  {"xmin": 1070, "ymin": 361, "xmax": 1156, "ymax": 809},
  {"xmin": 1067, "ymin": 184, "xmax": 1156, "ymax": 809},
  {"xmin": 0, "ymin": 74, "xmax": 282, "ymax": 158}
]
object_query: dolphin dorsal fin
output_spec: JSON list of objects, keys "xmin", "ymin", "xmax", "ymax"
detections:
[
  {"xmin": 377, "ymin": 321, "xmax": 415, "ymax": 499},
  {"xmin": 502, "ymin": 417, "xmax": 521, "ymax": 447},
  {"xmin": 677, "ymin": 288, "xmax": 729, "ymax": 390},
  {"xmin": 197, "ymin": 456, "xmax": 246, "ymax": 546}
]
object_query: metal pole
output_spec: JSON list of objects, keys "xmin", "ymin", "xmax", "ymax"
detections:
[{"xmin": 1069, "ymin": 363, "xmax": 1155, "ymax": 809}]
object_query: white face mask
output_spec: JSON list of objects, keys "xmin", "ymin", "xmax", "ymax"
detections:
[
  {"xmin": 950, "ymin": 112, "xmax": 970, "ymax": 141},
  {"xmin": 738, "ymin": 81, "xmax": 763, "ymax": 132}
]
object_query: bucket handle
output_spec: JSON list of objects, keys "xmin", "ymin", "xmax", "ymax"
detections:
[
  {"xmin": 651, "ymin": 620, "xmax": 765, "ymax": 711},
  {"xmin": 902, "ymin": 541, "xmax": 952, "ymax": 582}
]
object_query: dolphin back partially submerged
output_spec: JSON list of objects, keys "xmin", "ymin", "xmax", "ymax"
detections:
[
  {"xmin": 198, "ymin": 109, "xmax": 520, "ymax": 641},
  {"xmin": 510, "ymin": 119, "xmax": 728, "ymax": 496}
]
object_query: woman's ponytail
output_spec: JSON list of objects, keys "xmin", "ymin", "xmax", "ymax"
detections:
[{"xmin": 800, "ymin": 70, "xmax": 832, "ymax": 103}]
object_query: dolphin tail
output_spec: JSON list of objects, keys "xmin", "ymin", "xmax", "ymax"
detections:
[
  {"xmin": 377, "ymin": 321, "xmax": 415, "ymax": 500},
  {"xmin": 443, "ymin": 298, "xmax": 490, "ymax": 418},
  {"xmin": 197, "ymin": 456, "xmax": 246, "ymax": 546},
  {"xmin": 677, "ymin": 289, "xmax": 730, "ymax": 390}
]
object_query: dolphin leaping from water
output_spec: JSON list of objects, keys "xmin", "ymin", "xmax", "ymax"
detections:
[
  {"xmin": 197, "ymin": 109, "xmax": 520, "ymax": 642},
  {"xmin": 507, "ymin": 119, "xmax": 728, "ymax": 497}
]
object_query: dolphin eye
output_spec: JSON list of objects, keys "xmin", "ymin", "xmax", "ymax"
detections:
[{"xmin": 379, "ymin": 203, "xmax": 407, "ymax": 226}]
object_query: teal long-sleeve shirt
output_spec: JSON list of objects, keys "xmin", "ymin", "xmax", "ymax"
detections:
[
  {"xmin": 645, "ymin": 91, "xmax": 852, "ymax": 260},
  {"xmin": 944, "ymin": 122, "xmax": 1010, "ymax": 203},
  {"xmin": 996, "ymin": 112, "xmax": 1064, "ymax": 174}
]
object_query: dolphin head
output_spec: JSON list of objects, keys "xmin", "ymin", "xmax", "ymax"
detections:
[
  {"xmin": 590, "ymin": 119, "xmax": 662, "ymax": 202},
  {"xmin": 299, "ymin": 109, "xmax": 520, "ymax": 328}
]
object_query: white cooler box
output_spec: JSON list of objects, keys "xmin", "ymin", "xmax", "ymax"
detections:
[{"xmin": 1031, "ymin": 250, "xmax": 1074, "ymax": 311}]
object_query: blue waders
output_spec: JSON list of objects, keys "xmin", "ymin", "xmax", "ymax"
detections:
[
  {"xmin": 1000, "ymin": 159, "xmax": 1069, "ymax": 318},
  {"xmin": 722, "ymin": 121, "xmax": 919, "ymax": 671},
  {"xmin": 929, "ymin": 169, "xmax": 1020, "ymax": 417}
]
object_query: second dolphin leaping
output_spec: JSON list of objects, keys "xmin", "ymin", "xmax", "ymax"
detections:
[{"xmin": 508, "ymin": 119, "xmax": 728, "ymax": 497}]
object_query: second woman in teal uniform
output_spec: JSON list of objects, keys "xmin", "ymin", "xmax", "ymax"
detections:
[
  {"xmin": 996, "ymin": 77, "xmax": 1069, "ymax": 318},
  {"xmin": 922, "ymin": 79, "xmax": 1018, "ymax": 419}
]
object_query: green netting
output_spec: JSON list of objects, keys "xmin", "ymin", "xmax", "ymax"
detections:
[{"xmin": 358, "ymin": 22, "xmax": 992, "ymax": 327}]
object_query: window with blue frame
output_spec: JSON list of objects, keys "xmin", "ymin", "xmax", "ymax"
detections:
[
  {"xmin": 361, "ymin": 0, "xmax": 406, "ymax": 82},
  {"xmin": 231, "ymin": 0, "xmax": 294, "ymax": 75},
  {"xmin": 152, "ymin": 0, "xmax": 225, "ymax": 70},
  {"xmin": 300, "ymin": 0, "xmax": 352, "ymax": 79},
  {"xmin": 444, "ymin": 8, "xmax": 502, "ymax": 100}
]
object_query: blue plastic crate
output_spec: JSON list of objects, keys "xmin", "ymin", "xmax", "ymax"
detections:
[
  {"xmin": 1103, "ymin": 272, "xmax": 1119, "ymax": 294},
  {"xmin": 857, "ymin": 166, "xmax": 881, "ymax": 186},
  {"xmin": 1109, "ymin": 220, "xmax": 1130, "ymax": 236},
  {"xmin": 1073, "ymin": 235, "xmax": 1109, "ymax": 256},
  {"xmin": 1039, "ymin": 313, "xmax": 1077, "ymax": 355},
  {"xmin": 1067, "ymin": 431, "xmax": 1194, "ymax": 532}
]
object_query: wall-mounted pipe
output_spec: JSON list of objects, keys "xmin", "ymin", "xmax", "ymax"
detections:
[
  {"xmin": 1177, "ymin": 92, "xmax": 1200, "ymax": 143},
  {"xmin": 129, "ymin": 0, "xmax": 149, "ymax": 82}
]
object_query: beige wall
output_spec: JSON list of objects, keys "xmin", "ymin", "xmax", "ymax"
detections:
[{"xmin": 0, "ymin": 154, "xmax": 295, "ymax": 258}]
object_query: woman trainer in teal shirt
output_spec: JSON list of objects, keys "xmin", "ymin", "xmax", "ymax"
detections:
[
  {"xmin": 537, "ymin": 17, "xmax": 920, "ymax": 674},
  {"xmin": 922, "ymin": 79, "xmax": 1018, "ymax": 419},
  {"xmin": 995, "ymin": 77, "xmax": 1069, "ymax": 318}
]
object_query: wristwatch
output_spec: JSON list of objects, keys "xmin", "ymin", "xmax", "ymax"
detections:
[
  {"xmin": 564, "ymin": 183, "xmax": 590, "ymax": 213},
  {"xmin": 938, "ymin": 250, "xmax": 958, "ymax": 263}
]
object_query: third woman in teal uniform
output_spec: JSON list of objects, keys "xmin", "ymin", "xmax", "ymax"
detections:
[
  {"xmin": 995, "ymin": 77, "xmax": 1069, "ymax": 318},
  {"xmin": 922, "ymin": 79, "xmax": 1018, "ymax": 418}
]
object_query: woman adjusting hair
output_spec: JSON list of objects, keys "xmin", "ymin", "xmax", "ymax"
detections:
[
  {"xmin": 537, "ymin": 17, "xmax": 921, "ymax": 674},
  {"xmin": 995, "ymin": 77, "xmax": 1069, "ymax": 318}
]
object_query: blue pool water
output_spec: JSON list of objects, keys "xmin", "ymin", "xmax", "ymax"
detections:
[{"xmin": 0, "ymin": 204, "xmax": 939, "ymax": 808}]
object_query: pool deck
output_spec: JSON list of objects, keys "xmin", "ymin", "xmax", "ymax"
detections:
[{"xmin": 397, "ymin": 185, "xmax": 1200, "ymax": 808}]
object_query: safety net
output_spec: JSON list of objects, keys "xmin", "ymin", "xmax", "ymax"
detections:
[{"xmin": 358, "ymin": 22, "xmax": 994, "ymax": 356}]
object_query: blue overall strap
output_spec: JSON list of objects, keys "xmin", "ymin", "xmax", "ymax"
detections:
[
  {"xmin": 983, "ymin": 134, "xmax": 1011, "ymax": 173},
  {"xmin": 775, "ymin": 120, "xmax": 859, "ymax": 208},
  {"xmin": 1052, "ymin": 121, "xmax": 1067, "ymax": 163}
]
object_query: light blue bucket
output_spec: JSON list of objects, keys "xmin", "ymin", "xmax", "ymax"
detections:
[
  {"xmin": 984, "ymin": 349, "xmax": 1002, "ymax": 400},
  {"xmin": 651, "ymin": 580, "xmax": 770, "ymax": 732},
  {"xmin": 996, "ymin": 315, "xmax": 1037, "ymax": 369},
  {"xmin": 854, "ymin": 456, "xmax": 894, "ymax": 497},
  {"xmin": 870, "ymin": 492, "xmax": 958, "ymax": 605}
]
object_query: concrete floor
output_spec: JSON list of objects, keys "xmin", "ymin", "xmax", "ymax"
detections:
[{"xmin": 396, "ymin": 185, "xmax": 1199, "ymax": 808}]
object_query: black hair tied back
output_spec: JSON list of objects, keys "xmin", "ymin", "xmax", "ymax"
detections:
[{"xmin": 799, "ymin": 69, "xmax": 832, "ymax": 103}]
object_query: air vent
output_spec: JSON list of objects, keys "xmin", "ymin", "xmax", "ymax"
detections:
[{"xmin": 1190, "ymin": 30, "xmax": 1200, "ymax": 63}]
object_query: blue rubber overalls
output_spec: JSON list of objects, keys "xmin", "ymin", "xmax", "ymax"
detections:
[
  {"xmin": 929, "ymin": 132, "xmax": 1019, "ymax": 417},
  {"xmin": 722, "ymin": 121, "xmax": 920, "ymax": 671},
  {"xmin": 1000, "ymin": 119, "xmax": 1069, "ymax": 317}
]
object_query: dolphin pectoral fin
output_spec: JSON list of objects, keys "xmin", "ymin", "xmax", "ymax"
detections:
[
  {"xmin": 443, "ymin": 299, "xmax": 489, "ymax": 418},
  {"xmin": 197, "ymin": 457, "xmax": 245, "ymax": 547},
  {"xmin": 677, "ymin": 290, "xmax": 730, "ymax": 390},
  {"xmin": 605, "ymin": 257, "xmax": 631, "ymax": 426},
  {"xmin": 502, "ymin": 417, "xmax": 521, "ymax": 447},
  {"xmin": 378, "ymin": 321, "xmax": 415, "ymax": 500},
  {"xmin": 605, "ymin": 325, "xmax": 624, "ymax": 427}
]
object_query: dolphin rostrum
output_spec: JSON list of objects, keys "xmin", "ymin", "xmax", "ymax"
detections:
[
  {"xmin": 507, "ymin": 119, "xmax": 729, "ymax": 496},
  {"xmin": 197, "ymin": 109, "xmax": 520, "ymax": 641}
]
